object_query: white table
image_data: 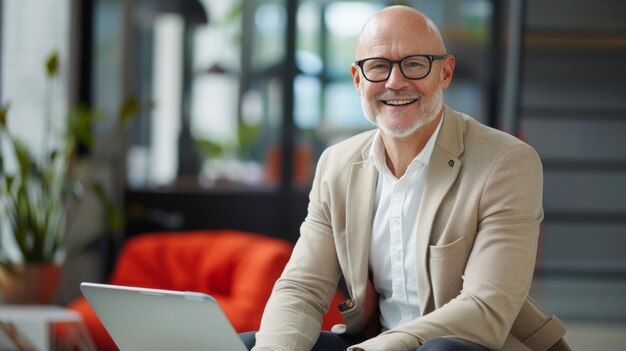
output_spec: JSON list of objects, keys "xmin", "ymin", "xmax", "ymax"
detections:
[{"xmin": 0, "ymin": 305, "xmax": 96, "ymax": 351}]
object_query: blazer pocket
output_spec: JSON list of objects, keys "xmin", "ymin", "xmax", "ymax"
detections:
[
  {"xmin": 428, "ymin": 235, "xmax": 468, "ymax": 307},
  {"xmin": 428, "ymin": 235, "xmax": 467, "ymax": 259}
]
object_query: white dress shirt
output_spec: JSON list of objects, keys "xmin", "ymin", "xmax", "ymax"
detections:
[{"xmin": 367, "ymin": 116, "xmax": 443, "ymax": 330}]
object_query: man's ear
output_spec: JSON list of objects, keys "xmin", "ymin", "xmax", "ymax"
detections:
[
  {"xmin": 351, "ymin": 64, "xmax": 361, "ymax": 94},
  {"xmin": 440, "ymin": 55, "xmax": 455, "ymax": 89}
]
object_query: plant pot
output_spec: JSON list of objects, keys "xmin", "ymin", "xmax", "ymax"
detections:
[{"xmin": 0, "ymin": 264, "xmax": 61, "ymax": 304}]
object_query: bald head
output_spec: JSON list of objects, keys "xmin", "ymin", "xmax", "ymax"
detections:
[{"xmin": 356, "ymin": 6, "xmax": 446, "ymax": 59}]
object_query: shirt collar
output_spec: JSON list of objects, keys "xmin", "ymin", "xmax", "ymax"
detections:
[{"xmin": 367, "ymin": 113, "xmax": 444, "ymax": 177}]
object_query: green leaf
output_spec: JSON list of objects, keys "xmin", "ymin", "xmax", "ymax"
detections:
[
  {"xmin": 49, "ymin": 149, "xmax": 59, "ymax": 163},
  {"xmin": 117, "ymin": 97, "xmax": 140, "ymax": 126},
  {"xmin": 0, "ymin": 104, "xmax": 8, "ymax": 128},
  {"xmin": 107, "ymin": 206, "xmax": 124, "ymax": 231},
  {"xmin": 4, "ymin": 175, "xmax": 14, "ymax": 190},
  {"xmin": 223, "ymin": 0, "xmax": 244, "ymax": 25},
  {"xmin": 67, "ymin": 105, "xmax": 101, "ymax": 153},
  {"xmin": 46, "ymin": 51, "xmax": 59, "ymax": 78},
  {"xmin": 195, "ymin": 139, "xmax": 224, "ymax": 159},
  {"xmin": 237, "ymin": 124, "xmax": 261, "ymax": 149},
  {"xmin": 12, "ymin": 139, "xmax": 32, "ymax": 179}
]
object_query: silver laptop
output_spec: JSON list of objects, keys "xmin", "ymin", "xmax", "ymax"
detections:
[{"xmin": 80, "ymin": 282, "xmax": 248, "ymax": 351}]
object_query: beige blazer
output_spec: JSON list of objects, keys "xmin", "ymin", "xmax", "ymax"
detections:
[{"xmin": 254, "ymin": 107, "xmax": 569, "ymax": 351}]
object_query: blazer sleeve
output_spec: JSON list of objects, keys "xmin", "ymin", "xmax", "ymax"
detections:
[
  {"xmin": 351, "ymin": 143, "xmax": 544, "ymax": 351},
  {"xmin": 253, "ymin": 149, "xmax": 343, "ymax": 351}
]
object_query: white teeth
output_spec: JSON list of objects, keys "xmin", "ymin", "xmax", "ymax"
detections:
[{"xmin": 385, "ymin": 99, "xmax": 414, "ymax": 106}]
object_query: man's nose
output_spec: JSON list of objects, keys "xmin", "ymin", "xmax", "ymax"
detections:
[{"xmin": 385, "ymin": 64, "xmax": 409, "ymax": 89}]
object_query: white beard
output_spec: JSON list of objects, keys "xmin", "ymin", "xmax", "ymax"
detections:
[{"xmin": 362, "ymin": 86, "xmax": 444, "ymax": 139}]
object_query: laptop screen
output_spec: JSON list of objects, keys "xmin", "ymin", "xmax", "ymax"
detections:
[{"xmin": 80, "ymin": 282, "xmax": 248, "ymax": 351}]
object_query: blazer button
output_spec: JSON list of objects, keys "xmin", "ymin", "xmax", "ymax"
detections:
[
  {"xmin": 331, "ymin": 324, "xmax": 347, "ymax": 334},
  {"xmin": 448, "ymin": 160, "xmax": 455, "ymax": 167}
]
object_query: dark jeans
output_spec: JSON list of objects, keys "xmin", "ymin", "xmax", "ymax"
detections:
[{"xmin": 240, "ymin": 331, "xmax": 492, "ymax": 351}]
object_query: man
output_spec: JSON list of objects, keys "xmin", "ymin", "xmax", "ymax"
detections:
[{"xmin": 243, "ymin": 5, "xmax": 569, "ymax": 351}]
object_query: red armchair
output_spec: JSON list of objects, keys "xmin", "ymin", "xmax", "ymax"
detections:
[{"xmin": 67, "ymin": 230, "xmax": 345, "ymax": 350}]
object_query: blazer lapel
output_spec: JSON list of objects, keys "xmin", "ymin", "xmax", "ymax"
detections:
[
  {"xmin": 416, "ymin": 107, "xmax": 463, "ymax": 315},
  {"xmin": 345, "ymin": 150, "xmax": 377, "ymax": 300}
]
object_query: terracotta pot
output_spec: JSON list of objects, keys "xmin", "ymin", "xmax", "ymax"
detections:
[{"xmin": 0, "ymin": 264, "xmax": 61, "ymax": 304}]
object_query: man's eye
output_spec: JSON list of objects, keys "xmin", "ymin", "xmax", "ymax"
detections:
[
  {"xmin": 404, "ymin": 61, "xmax": 425, "ymax": 68},
  {"xmin": 368, "ymin": 63, "xmax": 389, "ymax": 70}
]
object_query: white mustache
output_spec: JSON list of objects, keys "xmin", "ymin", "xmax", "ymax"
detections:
[{"xmin": 376, "ymin": 91, "xmax": 422, "ymax": 101}]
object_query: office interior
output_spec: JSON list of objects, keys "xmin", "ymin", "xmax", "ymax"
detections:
[{"xmin": 1, "ymin": 0, "xmax": 625, "ymax": 349}]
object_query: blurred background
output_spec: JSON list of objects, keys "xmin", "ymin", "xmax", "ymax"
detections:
[{"xmin": 1, "ymin": 0, "xmax": 625, "ymax": 349}]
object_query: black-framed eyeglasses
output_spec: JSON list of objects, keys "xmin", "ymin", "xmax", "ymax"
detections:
[{"xmin": 355, "ymin": 54, "xmax": 448, "ymax": 82}]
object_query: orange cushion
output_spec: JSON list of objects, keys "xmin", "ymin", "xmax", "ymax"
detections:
[{"xmin": 67, "ymin": 230, "xmax": 345, "ymax": 350}]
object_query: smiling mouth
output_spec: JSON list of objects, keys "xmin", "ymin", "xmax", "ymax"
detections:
[{"xmin": 382, "ymin": 99, "xmax": 418, "ymax": 106}]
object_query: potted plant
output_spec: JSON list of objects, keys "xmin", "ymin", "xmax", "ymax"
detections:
[{"xmin": 0, "ymin": 52, "xmax": 138, "ymax": 304}]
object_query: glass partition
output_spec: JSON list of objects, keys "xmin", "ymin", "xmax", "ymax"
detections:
[{"xmin": 113, "ymin": 0, "xmax": 494, "ymax": 191}]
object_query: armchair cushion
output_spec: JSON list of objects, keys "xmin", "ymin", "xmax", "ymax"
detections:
[{"xmin": 67, "ymin": 230, "xmax": 345, "ymax": 350}]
